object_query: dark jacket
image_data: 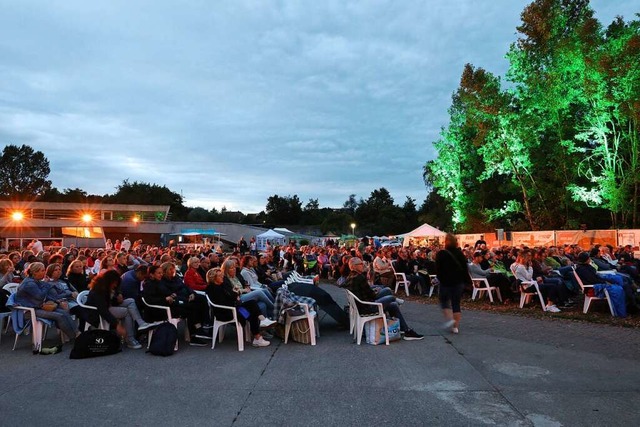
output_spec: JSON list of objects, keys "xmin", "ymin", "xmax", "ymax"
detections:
[
  {"xmin": 575, "ymin": 263, "xmax": 606, "ymax": 286},
  {"xmin": 86, "ymin": 287, "xmax": 118, "ymax": 327},
  {"xmin": 436, "ymin": 247, "xmax": 472, "ymax": 287},
  {"xmin": 142, "ymin": 276, "xmax": 193, "ymax": 306},
  {"xmin": 67, "ymin": 272, "xmax": 88, "ymax": 293},
  {"xmin": 206, "ymin": 277, "xmax": 239, "ymax": 321},
  {"xmin": 345, "ymin": 272, "xmax": 377, "ymax": 314}
]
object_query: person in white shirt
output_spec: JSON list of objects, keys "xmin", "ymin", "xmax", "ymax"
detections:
[{"xmin": 121, "ymin": 236, "xmax": 132, "ymax": 252}]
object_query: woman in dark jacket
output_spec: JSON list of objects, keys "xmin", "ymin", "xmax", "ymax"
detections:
[
  {"xmin": 436, "ymin": 234, "xmax": 472, "ymax": 334},
  {"xmin": 86, "ymin": 270, "xmax": 152, "ymax": 349},
  {"xmin": 142, "ymin": 262, "xmax": 210, "ymax": 346},
  {"xmin": 66, "ymin": 260, "xmax": 89, "ymax": 292},
  {"xmin": 205, "ymin": 267, "xmax": 271, "ymax": 347}
]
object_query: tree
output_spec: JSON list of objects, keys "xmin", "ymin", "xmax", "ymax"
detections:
[
  {"xmin": 265, "ymin": 194, "xmax": 302, "ymax": 225},
  {"xmin": 0, "ymin": 144, "xmax": 52, "ymax": 198},
  {"xmin": 107, "ymin": 179, "xmax": 188, "ymax": 220},
  {"xmin": 342, "ymin": 194, "xmax": 359, "ymax": 216},
  {"xmin": 187, "ymin": 207, "xmax": 211, "ymax": 222},
  {"xmin": 402, "ymin": 196, "xmax": 419, "ymax": 229}
]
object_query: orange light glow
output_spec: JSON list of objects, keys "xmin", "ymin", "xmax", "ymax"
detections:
[
  {"xmin": 82, "ymin": 214, "xmax": 92, "ymax": 223},
  {"xmin": 11, "ymin": 211, "xmax": 24, "ymax": 221}
]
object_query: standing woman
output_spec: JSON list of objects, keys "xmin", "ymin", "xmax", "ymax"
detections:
[{"xmin": 436, "ymin": 234, "xmax": 471, "ymax": 334}]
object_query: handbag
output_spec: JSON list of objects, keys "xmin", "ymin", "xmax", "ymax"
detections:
[
  {"xmin": 41, "ymin": 301, "xmax": 58, "ymax": 312},
  {"xmin": 365, "ymin": 317, "xmax": 401, "ymax": 345},
  {"xmin": 290, "ymin": 319, "xmax": 312, "ymax": 344}
]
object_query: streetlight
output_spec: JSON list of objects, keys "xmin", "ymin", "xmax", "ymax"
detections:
[
  {"xmin": 350, "ymin": 222, "xmax": 356, "ymax": 236},
  {"xmin": 11, "ymin": 211, "xmax": 24, "ymax": 250}
]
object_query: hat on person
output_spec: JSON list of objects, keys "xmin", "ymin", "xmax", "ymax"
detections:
[{"xmin": 577, "ymin": 252, "xmax": 590, "ymax": 263}]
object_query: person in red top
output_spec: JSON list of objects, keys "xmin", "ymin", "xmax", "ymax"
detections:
[{"xmin": 184, "ymin": 257, "xmax": 207, "ymax": 291}]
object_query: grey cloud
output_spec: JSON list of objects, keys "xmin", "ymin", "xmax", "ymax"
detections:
[{"xmin": 0, "ymin": 0, "xmax": 635, "ymax": 212}]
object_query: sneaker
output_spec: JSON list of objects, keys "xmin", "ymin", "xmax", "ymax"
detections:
[
  {"xmin": 194, "ymin": 328, "xmax": 213, "ymax": 339},
  {"xmin": 138, "ymin": 321, "xmax": 163, "ymax": 331},
  {"xmin": 261, "ymin": 332, "xmax": 274, "ymax": 340},
  {"xmin": 442, "ymin": 319, "xmax": 455, "ymax": 330},
  {"xmin": 545, "ymin": 305, "xmax": 561, "ymax": 313},
  {"xmin": 396, "ymin": 298, "xmax": 405, "ymax": 305},
  {"xmin": 252, "ymin": 336, "xmax": 271, "ymax": 347},
  {"xmin": 189, "ymin": 337, "xmax": 208, "ymax": 346},
  {"xmin": 127, "ymin": 339, "xmax": 142, "ymax": 349},
  {"xmin": 260, "ymin": 318, "xmax": 277, "ymax": 328},
  {"xmin": 402, "ymin": 329, "xmax": 424, "ymax": 341},
  {"xmin": 452, "ymin": 327, "xmax": 459, "ymax": 334},
  {"xmin": 201, "ymin": 324, "xmax": 213, "ymax": 330}
]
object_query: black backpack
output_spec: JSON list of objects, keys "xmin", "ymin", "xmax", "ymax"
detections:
[
  {"xmin": 69, "ymin": 329, "xmax": 122, "ymax": 359},
  {"xmin": 148, "ymin": 322, "xmax": 178, "ymax": 356}
]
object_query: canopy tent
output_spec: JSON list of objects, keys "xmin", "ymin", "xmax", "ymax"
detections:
[
  {"xmin": 402, "ymin": 223, "xmax": 446, "ymax": 247},
  {"xmin": 170, "ymin": 228, "xmax": 223, "ymax": 236},
  {"xmin": 169, "ymin": 229, "xmax": 226, "ymax": 246},
  {"xmin": 256, "ymin": 229, "xmax": 286, "ymax": 251}
]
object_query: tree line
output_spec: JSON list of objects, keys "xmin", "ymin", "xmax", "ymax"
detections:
[
  {"xmin": 425, "ymin": 0, "xmax": 640, "ymax": 232},
  {"xmin": 0, "ymin": 144, "xmax": 435, "ymax": 236}
]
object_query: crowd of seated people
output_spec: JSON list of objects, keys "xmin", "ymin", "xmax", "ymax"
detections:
[{"xmin": 1, "ymin": 236, "xmax": 639, "ymax": 355}]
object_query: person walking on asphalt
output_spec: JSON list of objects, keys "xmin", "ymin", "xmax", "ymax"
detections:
[{"xmin": 436, "ymin": 233, "xmax": 471, "ymax": 334}]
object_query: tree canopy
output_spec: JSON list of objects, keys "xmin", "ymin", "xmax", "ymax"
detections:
[
  {"xmin": 0, "ymin": 144, "xmax": 52, "ymax": 198},
  {"xmin": 426, "ymin": 0, "xmax": 640, "ymax": 231}
]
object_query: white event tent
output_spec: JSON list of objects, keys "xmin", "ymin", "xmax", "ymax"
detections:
[
  {"xmin": 401, "ymin": 223, "xmax": 447, "ymax": 247},
  {"xmin": 256, "ymin": 229, "xmax": 286, "ymax": 251}
]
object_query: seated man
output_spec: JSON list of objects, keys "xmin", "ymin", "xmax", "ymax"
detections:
[
  {"xmin": 468, "ymin": 251, "xmax": 514, "ymax": 301},
  {"xmin": 584, "ymin": 250, "xmax": 638, "ymax": 313},
  {"xmin": 575, "ymin": 252, "xmax": 636, "ymax": 315},
  {"xmin": 345, "ymin": 257, "xmax": 423, "ymax": 341},
  {"xmin": 372, "ymin": 250, "xmax": 395, "ymax": 287},
  {"xmin": 394, "ymin": 250, "xmax": 427, "ymax": 295}
]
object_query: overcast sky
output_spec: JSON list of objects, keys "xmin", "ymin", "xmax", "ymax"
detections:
[{"xmin": 0, "ymin": 1, "xmax": 636, "ymax": 213}]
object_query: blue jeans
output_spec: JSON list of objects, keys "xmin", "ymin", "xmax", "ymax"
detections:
[
  {"xmin": 241, "ymin": 289, "xmax": 274, "ymax": 318},
  {"xmin": 373, "ymin": 286, "xmax": 393, "ymax": 298},
  {"xmin": 35, "ymin": 308, "xmax": 78, "ymax": 340},
  {"xmin": 600, "ymin": 274, "xmax": 635, "ymax": 305},
  {"xmin": 376, "ymin": 295, "xmax": 408, "ymax": 331}
]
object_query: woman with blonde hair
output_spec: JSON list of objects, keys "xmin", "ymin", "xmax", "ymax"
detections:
[
  {"xmin": 14, "ymin": 262, "xmax": 79, "ymax": 341},
  {"xmin": 206, "ymin": 268, "xmax": 270, "ymax": 347},
  {"xmin": 221, "ymin": 258, "xmax": 275, "ymax": 319},
  {"xmin": 66, "ymin": 259, "xmax": 89, "ymax": 292}
]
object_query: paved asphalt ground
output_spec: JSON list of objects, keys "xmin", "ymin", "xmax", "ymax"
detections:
[{"xmin": 1, "ymin": 283, "xmax": 639, "ymax": 427}]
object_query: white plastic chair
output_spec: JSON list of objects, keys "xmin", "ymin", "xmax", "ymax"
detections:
[
  {"xmin": 205, "ymin": 294, "xmax": 250, "ymax": 351},
  {"xmin": 346, "ymin": 290, "xmax": 389, "ymax": 346},
  {"xmin": 471, "ymin": 278, "xmax": 502, "ymax": 303},
  {"xmin": 284, "ymin": 303, "xmax": 317, "ymax": 345},
  {"xmin": 572, "ymin": 267, "xmax": 615, "ymax": 316},
  {"xmin": 344, "ymin": 289, "xmax": 357, "ymax": 336},
  {"xmin": 518, "ymin": 280, "xmax": 546, "ymax": 311},
  {"xmin": 142, "ymin": 297, "xmax": 188, "ymax": 351},
  {"xmin": 76, "ymin": 290, "xmax": 110, "ymax": 331},
  {"xmin": 2, "ymin": 283, "xmax": 18, "ymax": 334},
  {"xmin": 288, "ymin": 271, "xmax": 316, "ymax": 284},
  {"xmin": 1, "ymin": 283, "xmax": 19, "ymax": 336},
  {"xmin": 428, "ymin": 275, "xmax": 439, "ymax": 297},
  {"xmin": 11, "ymin": 306, "xmax": 54, "ymax": 352},
  {"xmin": 393, "ymin": 272, "xmax": 410, "ymax": 296}
]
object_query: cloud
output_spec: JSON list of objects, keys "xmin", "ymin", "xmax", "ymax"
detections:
[{"xmin": 0, "ymin": 0, "xmax": 636, "ymax": 213}]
